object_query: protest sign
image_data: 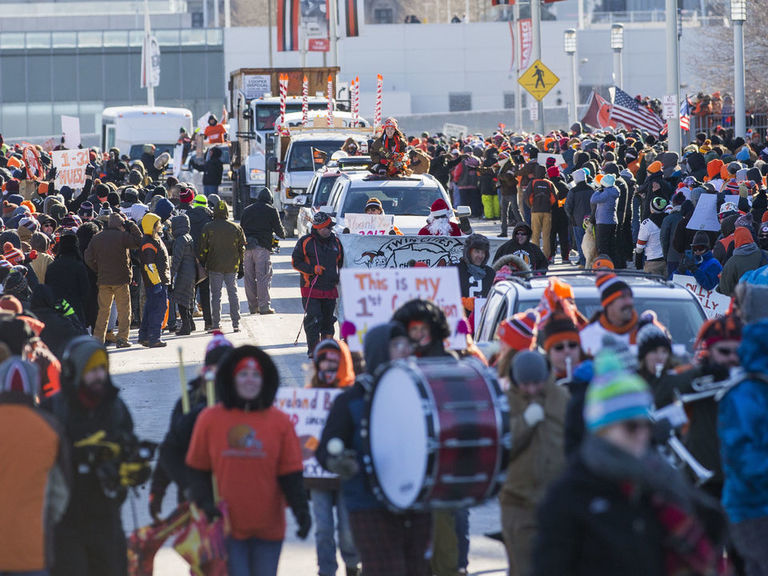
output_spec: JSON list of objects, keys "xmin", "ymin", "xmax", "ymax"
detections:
[
  {"xmin": 672, "ymin": 274, "xmax": 730, "ymax": 319},
  {"xmin": 537, "ymin": 153, "xmax": 566, "ymax": 170},
  {"xmin": 61, "ymin": 115, "xmax": 81, "ymax": 149},
  {"xmin": 340, "ymin": 234, "xmax": 506, "ymax": 269},
  {"xmin": 443, "ymin": 123, "xmax": 468, "ymax": 139},
  {"xmin": 275, "ymin": 387, "xmax": 342, "ymax": 479},
  {"xmin": 173, "ymin": 144, "xmax": 183, "ymax": 178},
  {"xmin": 687, "ymin": 193, "xmax": 720, "ymax": 232},
  {"xmin": 340, "ymin": 267, "xmax": 464, "ymax": 351},
  {"xmin": 52, "ymin": 149, "xmax": 89, "ymax": 190},
  {"xmin": 344, "ymin": 213, "xmax": 394, "ymax": 235}
]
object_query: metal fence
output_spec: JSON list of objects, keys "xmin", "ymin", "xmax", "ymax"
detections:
[{"xmin": 688, "ymin": 113, "xmax": 768, "ymax": 140}]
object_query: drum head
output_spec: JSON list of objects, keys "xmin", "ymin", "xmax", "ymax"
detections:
[{"xmin": 369, "ymin": 365, "xmax": 429, "ymax": 510}]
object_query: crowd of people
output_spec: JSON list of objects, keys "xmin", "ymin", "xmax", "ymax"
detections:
[{"xmin": 2, "ymin": 116, "xmax": 768, "ymax": 576}]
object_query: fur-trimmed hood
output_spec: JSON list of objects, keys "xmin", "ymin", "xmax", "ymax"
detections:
[{"xmin": 215, "ymin": 345, "xmax": 280, "ymax": 411}]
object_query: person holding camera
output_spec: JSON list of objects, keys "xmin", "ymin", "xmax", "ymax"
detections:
[{"xmin": 84, "ymin": 211, "xmax": 143, "ymax": 348}]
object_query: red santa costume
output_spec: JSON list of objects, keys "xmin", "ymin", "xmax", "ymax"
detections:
[{"xmin": 418, "ymin": 199, "xmax": 463, "ymax": 236}]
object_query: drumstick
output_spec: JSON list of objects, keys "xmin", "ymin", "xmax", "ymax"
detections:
[
  {"xmin": 327, "ymin": 438, "xmax": 344, "ymax": 456},
  {"xmin": 178, "ymin": 347, "xmax": 190, "ymax": 415}
]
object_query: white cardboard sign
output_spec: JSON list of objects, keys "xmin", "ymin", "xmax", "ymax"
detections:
[
  {"xmin": 340, "ymin": 267, "xmax": 465, "ymax": 351},
  {"xmin": 274, "ymin": 388, "xmax": 341, "ymax": 479},
  {"xmin": 672, "ymin": 274, "xmax": 730, "ymax": 319},
  {"xmin": 52, "ymin": 149, "xmax": 89, "ymax": 190},
  {"xmin": 687, "ymin": 193, "xmax": 720, "ymax": 232},
  {"xmin": 443, "ymin": 123, "xmax": 468, "ymax": 139},
  {"xmin": 61, "ymin": 115, "xmax": 81, "ymax": 149},
  {"xmin": 344, "ymin": 213, "xmax": 394, "ymax": 235}
]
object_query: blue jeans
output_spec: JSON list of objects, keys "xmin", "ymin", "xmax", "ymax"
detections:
[
  {"xmin": 204, "ymin": 184, "xmax": 219, "ymax": 196},
  {"xmin": 572, "ymin": 225, "xmax": 586, "ymax": 266},
  {"xmin": 138, "ymin": 284, "xmax": 167, "ymax": 343},
  {"xmin": 226, "ymin": 537, "xmax": 282, "ymax": 576},
  {"xmin": 454, "ymin": 508, "xmax": 470, "ymax": 570},
  {"xmin": 310, "ymin": 489, "xmax": 359, "ymax": 575}
]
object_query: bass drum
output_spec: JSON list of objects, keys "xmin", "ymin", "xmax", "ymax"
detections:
[{"xmin": 361, "ymin": 357, "xmax": 510, "ymax": 511}]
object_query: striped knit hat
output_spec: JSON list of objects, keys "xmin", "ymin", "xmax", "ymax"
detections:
[
  {"xmin": 584, "ymin": 349, "xmax": 652, "ymax": 431},
  {"xmin": 497, "ymin": 310, "xmax": 538, "ymax": 351},
  {"xmin": 596, "ymin": 273, "xmax": 632, "ymax": 308},
  {"xmin": 2, "ymin": 242, "xmax": 23, "ymax": 266}
]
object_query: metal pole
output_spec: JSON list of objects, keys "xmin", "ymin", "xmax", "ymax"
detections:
[
  {"xmin": 214, "ymin": 0, "xmax": 220, "ymax": 27},
  {"xmin": 571, "ymin": 52, "xmax": 578, "ymax": 126},
  {"xmin": 531, "ymin": 0, "xmax": 544, "ymax": 133},
  {"xmin": 665, "ymin": 0, "xmax": 681, "ymax": 153},
  {"xmin": 465, "ymin": 0, "xmax": 469, "ymax": 22},
  {"xmin": 203, "ymin": 0, "xmax": 208, "ymax": 28},
  {"xmin": 330, "ymin": 0, "xmax": 338, "ymax": 68},
  {"xmin": 514, "ymin": 0, "xmax": 522, "ymax": 133},
  {"xmin": 612, "ymin": 50, "xmax": 623, "ymax": 89},
  {"xmin": 300, "ymin": 23, "xmax": 306, "ymax": 67},
  {"xmin": 224, "ymin": 0, "xmax": 230, "ymax": 27},
  {"xmin": 144, "ymin": 0, "xmax": 155, "ymax": 107},
  {"xmin": 577, "ymin": 0, "xmax": 584, "ymax": 29},
  {"xmin": 267, "ymin": 0, "xmax": 273, "ymax": 67},
  {"xmin": 733, "ymin": 19, "xmax": 746, "ymax": 138}
]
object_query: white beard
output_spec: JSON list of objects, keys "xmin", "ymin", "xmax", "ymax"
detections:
[{"xmin": 427, "ymin": 216, "xmax": 453, "ymax": 236}]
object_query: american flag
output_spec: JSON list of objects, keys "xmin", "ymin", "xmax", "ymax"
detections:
[
  {"xmin": 660, "ymin": 96, "xmax": 692, "ymax": 135},
  {"xmin": 610, "ymin": 87, "xmax": 664, "ymax": 133}
]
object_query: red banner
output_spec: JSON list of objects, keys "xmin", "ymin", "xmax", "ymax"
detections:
[{"xmin": 518, "ymin": 19, "xmax": 533, "ymax": 71}]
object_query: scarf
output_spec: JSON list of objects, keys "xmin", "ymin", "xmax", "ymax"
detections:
[
  {"xmin": 598, "ymin": 309, "xmax": 639, "ymax": 336},
  {"xmin": 466, "ymin": 262, "xmax": 487, "ymax": 280}
]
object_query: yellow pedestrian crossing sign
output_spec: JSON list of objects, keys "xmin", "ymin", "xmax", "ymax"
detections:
[{"xmin": 518, "ymin": 60, "xmax": 559, "ymax": 101}]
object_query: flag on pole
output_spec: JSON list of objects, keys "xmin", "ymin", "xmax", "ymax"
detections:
[
  {"xmin": 610, "ymin": 87, "xmax": 664, "ymax": 133},
  {"xmin": 680, "ymin": 95, "xmax": 691, "ymax": 132},
  {"xmin": 277, "ymin": 0, "xmax": 300, "ymax": 52},
  {"xmin": 581, "ymin": 90, "xmax": 615, "ymax": 130},
  {"xmin": 345, "ymin": 0, "xmax": 360, "ymax": 37}
]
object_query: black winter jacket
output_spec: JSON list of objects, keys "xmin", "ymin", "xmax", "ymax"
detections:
[
  {"xmin": 241, "ymin": 189, "xmax": 286, "ymax": 250},
  {"xmin": 291, "ymin": 231, "xmax": 344, "ymax": 298},
  {"xmin": 186, "ymin": 206, "xmax": 213, "ymax": 251}
]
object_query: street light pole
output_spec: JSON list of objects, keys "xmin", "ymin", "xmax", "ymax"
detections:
[
  {"xmin": 564, "ymin": 29, "xmax": 578, "ymax": 126},
  {"xmin": 665, "ymin": 0, "xmax": 681, "ymax": 154},
  {"xmin": 610, "ymin": 24, "xmax": 624, "ymax": 89},
  {"xmin": 531, "ymin": 0, "xmax": 544, "ymax": 133},
  {"xmin": 514, "ymin": 0, "xmax": 522, "ymax": 133},
  {"xmin": 731, "ymin": 0, "xmax": 747, "ymax": 138}
]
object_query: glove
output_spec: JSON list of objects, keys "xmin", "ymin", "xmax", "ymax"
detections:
[
  {"xmin": 119, "ymin": 461, "xmax": 152, "ymax": 487},
  {"xmin": 326, "ymin": 449, "xmax": 360, "ymax": 480},
  {"xmin": 237, "ymin": 260, "xmax": 244, "ymax": 280},
  {"xmin": 149, "ymin": 491, "xmax": 163, "ymax": 523},
  {"xmin": 314, "ymin": 265, "xmax": 325, "ymax": 276},
  {"xmin": 295, "ymin": 509, "xmax": 312, "ymax": 539},
  {"xmin": 523, "ymin": 403, "xmax": 545, "ymax": 427},
  {"xmin": 634, "ymin": 251, "xmax": 644, "ymax": 271}
]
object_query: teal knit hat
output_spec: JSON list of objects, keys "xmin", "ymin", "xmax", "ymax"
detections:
[{"xmin": 584, "ymin": 350, "xmax": 652, "ymax": 432}]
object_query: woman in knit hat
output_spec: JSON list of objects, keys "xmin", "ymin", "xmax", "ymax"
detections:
[
  {"xmin": 501, "ymin": 349, "xmax": 568, "ymax": 576},
  {"xmin": 537, "ymin": 309, "xmax": 583, "ymax": 382},
  {"xmin": 495, "ymin": 310, "xmax": 539, "ymax": 387},
  {"xmin": 635, "ymin": 322, "xmax": 673, "ymax": 389},
  {"xmin": 533, "ymin": 349, "xmax": 725, "ymax": 576}
]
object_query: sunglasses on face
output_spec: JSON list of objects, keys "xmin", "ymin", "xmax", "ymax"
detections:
[{"xmin": 552, "ymin": 341, "xmax": 580, "ymax": 352}]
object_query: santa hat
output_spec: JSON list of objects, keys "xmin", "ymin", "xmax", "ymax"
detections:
[{"xmin": 429, "ymin": 198, "xmax": 451, "ymax": 218}]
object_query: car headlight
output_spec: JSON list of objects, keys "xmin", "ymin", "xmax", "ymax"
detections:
[{"xmin": 249, "ymin": 168, "xmax": 265, "ymax": 183}]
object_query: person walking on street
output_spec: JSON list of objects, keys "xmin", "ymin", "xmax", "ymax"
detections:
[
  {"xmin": 497, "ymin": 152, "xmax": 523, "ymax": 237},
  {"xmin": 187, "ymin": 194, "xmax": 214, "ymax": 330},
  {"xmin": 138, "ymin": 212, "xmax": 170, "ymax": 348},
  {"xmin": 203, "ymin": 146, "xmax": 224, "ymax": 197},
  {"xmin": 83, "ymin": 212, "xmax": 142, "ymax": 348},
  {"xmin": 525, "ymin": 174, "xmax": 557, "ymax": 260},
  {"xmin": 591, "ymin": 174, "xmax": 620, "ymax": 266},
  {"xmin": 292, "ymin": 212, "xmax": 344, "ymax": 357},
  {"xmin": 564, "ymin": 168, "xmax": 593, "ymax": 267},
  {"xmin": 634, "ymin": 196, "xmax": 668, "ymax": 275},
  {"xmin": 169, "ymin": 214, "xmax": 197, "ymax": 336},
  {"xmin": 198, "ymin": 200, "xmax": 246, "ymax": 333},
  {"xmin": 241, "ymin": 187, "xmax": 286, "ymax": 315}
]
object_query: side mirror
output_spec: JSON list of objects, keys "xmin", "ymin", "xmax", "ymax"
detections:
[{"xmin": 266, "ymin": 156, "xmax": 278, "ymax": 172}]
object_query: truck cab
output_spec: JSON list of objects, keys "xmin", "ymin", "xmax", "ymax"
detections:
[{"xmin": 101, "ymin": 106, "xmax": 193, "ymax": 164}]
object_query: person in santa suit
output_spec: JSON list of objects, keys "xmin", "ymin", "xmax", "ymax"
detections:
[{"xmin": 418, "ymin": 199, "xmax": 463, "ymax": 237}]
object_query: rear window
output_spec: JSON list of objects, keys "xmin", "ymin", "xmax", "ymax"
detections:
[
  {"xmin": 255, "ymin": 103, "xmax": 327, "ymax": 131},
  {"xmin": 341, "ymin": 185, "xmax": 445, "ymax": 216},
  {"xmin": 313, "ymin": 175, "xmax": 340, "ymax": 207},
  {"xmin": 514, "ymin": 296, "xmax": 705, "ymax": 354}
]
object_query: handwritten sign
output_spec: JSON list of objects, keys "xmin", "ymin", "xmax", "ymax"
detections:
[
  {"xmin": 341, "ymin": 235, "xmax": 506, "ymax": 269},
  {"xmin": 340, "ymin": 267, "xmax": 464, "ymax": 351},
  {"xmin": 52, "ymin": 149, "xmax": 89, "ymax": 190},
  {"xmin": 275, "ymin": 387, "xmax": 341, "ymax": 479},
  {"xmin": 443, "ymin": 123, "xmax": 468, "ymax": 139},
  {"xmin": 344, "ymin": 213, "xmax": 394, "ymax": 235},
  {"xmin": 672, "ymin": 274, "xmax": 730, "ymax": 319}
]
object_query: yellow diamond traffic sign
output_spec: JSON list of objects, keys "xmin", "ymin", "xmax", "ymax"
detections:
[{"xmin": 518, "ymin": 59, "xmax": 559, "ymax": 101}]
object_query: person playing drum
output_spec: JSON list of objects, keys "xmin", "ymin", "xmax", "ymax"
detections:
[{"xmin": 317, "ymin": 322, "xmax": 431, "ymax": 576}]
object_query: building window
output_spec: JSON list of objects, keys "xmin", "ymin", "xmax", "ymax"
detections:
[
  {"xmin": 503, "ymin": 92, "xmax": 527, "ymax": 109},
  {"xmin": 374, "ymin": 8, "xmax": 393, "ymax": 23},
  {"xmin": 449, "ymin": 92, "xmax": 472, "ymax": 112}
]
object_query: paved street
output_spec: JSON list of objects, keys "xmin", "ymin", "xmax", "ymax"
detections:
[{"xmin": 113, "ymin": 221, "xmax": 508, "ymax": 575}]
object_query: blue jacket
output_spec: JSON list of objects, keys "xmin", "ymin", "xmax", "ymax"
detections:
[
  {"xmin": 692, "ymin": 251, "xmax": 722, "ymax": 291},
  {"xmin": 739, "ymin": 264, "xmax": 768, "ymax": 285},
  {"xmin": 718, "ymin": 319, "xmax": 768, "ymax": 523},
  {"xmin": 590, "ymin": 186, "xmax": 619, "ymax": 225}
]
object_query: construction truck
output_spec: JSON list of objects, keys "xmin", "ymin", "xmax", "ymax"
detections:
[{"xmin": 228, "ymin": 67, "xmax": 340, "ymax": 218}]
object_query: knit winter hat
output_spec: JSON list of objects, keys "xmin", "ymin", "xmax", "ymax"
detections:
[
  {"xmin": 78, "ymin": 201, "xmax": 95, "ymax": 219},
  {"xmin": 694, "ymin": 315, "xmax": 742, "ymax": 354},
  {"xmin": 691, "ymin": 230, "xmax": 710, "ymax": 249},
  {"xmin": 636, "ymin": 323, "xmax": 672, "ymax": 360},
  {"xmin": 572, "ymin": 168, "xmax": 586, "ymax": 183},
  {"xmin": 312, "ymin": 211, "xmax": 333, "ymax": 230},
  {"xmin": 497, "ymin": 310, "xmax": 538, "ymax": 351},
  {"xmin": 537, "ymin": 311, "xmax": 580, "ymax": 352},
  {"xmin": 546, "ymin": 166, "xmax": 560, "ymax": 179},
  {"xmin": 18, "ymin": 216, "xmax": 39, "ymax": 234},
  {"xmin": 429, "ymin": 198, "xmax": 451, "ymax": 218},
  {"xmin": 592, "ymin": 255, "xmax": 615, "ymax": 270},
  {"xmin": 511, "ymin": 349, "xmax": 549, "ymax": 385},
  {"xmin": 584, "ymin": 349, "xmax": 652, "ymax": 432},
  {"xmin": 205, "ymin": 330, "xmax": 233, "ymax": 366},
  {"xmin": 365, "ymin": 197, "xmax": 383, "ymax": 212},
  {"xmin": 650, "ymin": 197, "xmax": 667, "ymax": 214},
  {"xmin": 0, "ymin": 357, "xmax": 39, "ymax": 396},
  {"xmin": 734, "ymin": 227, "xmax": 753, "ymax": 248},
  {"xmin": 179, "ymin": 187, "xmax": 195, "ymax": 204},
  {"xmin": 601, "ymin": 174, "xmax": 616, "ymax": 188},
  {"xmin": 596, "ymin": 273, "xmax": 632, "ymax": 308},
  {"xmin": 647, "ymin": 161, "xmax": 663, "ymax": 174},
  {"xmin": 192, "ymin": 194, "xmax": 208, "ymax": 208},
  {"xmin": 0, "ymin": 294, "xmax": 22, "ymax": 314},
  {"xmin": 671, "ymin": 191, "xmax": 686, "ymax": 206},
  {"xmin": 2, "ymin": 242, "xmax": 23, "ymax": 265}
]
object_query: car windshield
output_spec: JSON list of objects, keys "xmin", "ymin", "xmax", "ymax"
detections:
[
  {"xmin": 129, "ymin": 143, "xmax": 176, "ymax": 161},
  {"xmin": 313, "ymin": 175, "xmax": 340, "ymax": 207},
  {"xmin": 341, "ymin": 185, "xmax": 445, "ymax": 216},
  {"xmin": 255, "ymin": 103, "xmax": 327, "ymax": 131},
  {"xmin": 515, "ymin": 296, "xmax": 705, "ymax": 354},
  {"xmin": 287, "ymin": 140, "xmax": 347, "ymax": 172}
]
